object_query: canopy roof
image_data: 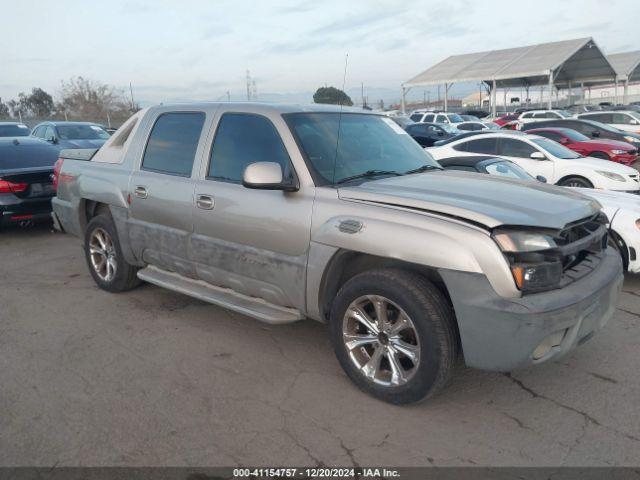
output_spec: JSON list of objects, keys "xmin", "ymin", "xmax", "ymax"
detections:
[
  {"xmin": 405, "ymin": 38, "xmax": 616, "ymax": 89},
  {"xmin": 608, "ymin": 51, "xmax": 640, "ymax": 82}
]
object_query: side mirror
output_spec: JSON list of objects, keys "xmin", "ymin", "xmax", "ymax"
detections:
[
  {"xmin": 437, "ymin": 131, "xmax": 444, "ymax": 136},
  {"xmin": 592, "ymin": 131, "xmax": 600, "ymax": 138},
  {"xmin": 530, "ymin": 151, "xmax": 547, "ymax": 160},
  {"xmin": 46, "ymin": 136, "xmax": 57, "ymax": 144},
  {"xmin": 536, "ymin": 175, "xmax": 547, "ymax": 183},
  {"xmin": 560, "ymin": 138, "xmax": 570, "ymax": 144},
  {"xmin": 242, "ymin": 162, "xmax": 298, "ymax": 192},
  {"xmin": 631, "ymin": 120, "xmax": 639, "ymax": 125}
]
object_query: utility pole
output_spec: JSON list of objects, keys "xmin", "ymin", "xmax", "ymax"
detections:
[
  {"xmin": 129, "ymin": 82, "xmax": 136, "ymax": 110},
  {"xmin": 226, "ymin": 91, "xmax": 230, "ymax": 102},
  {"xmin": 246, "ymin": 70, "xmax": 252, "ymax": 101}
]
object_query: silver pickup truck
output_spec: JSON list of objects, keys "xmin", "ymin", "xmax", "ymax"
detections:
[{"xmin": 52, "ymin": 103, "xmax": 623, "ymax": 404}]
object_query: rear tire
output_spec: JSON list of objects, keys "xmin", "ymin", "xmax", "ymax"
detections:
[
  {"xmin": 590, "ymin": 151, "xmax": 610, "ymax": 160},
  {"xmin": 329, "ymin": 269, "xmax": 457, "ymax": 404},
  {"xmin": 84, "ymin": 214, "xmax": 141, "ymax": 292},
  {"xmin": 558, "ymin": 176, "xmax": 594, "ymax": 188}
]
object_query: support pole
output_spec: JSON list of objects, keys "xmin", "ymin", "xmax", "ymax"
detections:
[
  {"xmin": 401, "ymin": 85, "xmax": 407, "ymax": 115},
  {"xmin": 491, "ymin": 79, "xmax": 497, "ymax": 117},
  {"xmin": 624, "ymin": 78, "xmax": 629, "ymax": 105},
  {"xmin": 444, "ymin": 83, "xmax": 448, "ymax": 112},
  {"xmin": 547, "ymin": 71, "xmax": 553, "ymax": 110},
  {"xmin": 581, "ymin": 82, "xmax": 585, "ymax": 103},
  {"xmin": 614, "ymin": 77, "xmax": 619, "ymax": 105}
]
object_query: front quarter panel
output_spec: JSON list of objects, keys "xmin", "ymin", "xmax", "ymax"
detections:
[{"xmin": 306, "ymin": 188, "xmax": 518, "ymax": 320}]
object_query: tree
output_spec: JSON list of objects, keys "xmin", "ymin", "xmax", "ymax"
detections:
[
  {"xmin": 20, "ymin": 88, "xmax": 54, "ymax": 117},
  {"xmin": 313, "ymin": 86, "xmax": 353, "ymax": 106},
  {"xmin": 0, "ymin": 98, "xmax": 9, "ymax": 118},
  {"xmin": 56, "ymin": 76, "xmax": 135, "ymax": 120}
]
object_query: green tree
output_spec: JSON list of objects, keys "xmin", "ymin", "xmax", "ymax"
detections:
[
  {"xmin": 0, "ymin": 98, "xmax": 9, "ymax": 118},
  {"xmin": 20, "ymin": 87, "xmax": 54, "ymax": 117},
  {"xmin": 313, "ymin": 86, "xmax": 353, "ymax": 106}
]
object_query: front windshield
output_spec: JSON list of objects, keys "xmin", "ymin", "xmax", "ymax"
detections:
[
  {"xmin": 484, "ymin": 160, "xmax": 533, "ymax": 180},
  {"xmin": 629, "ymin": 111, "xmax": 640, "ymax": 121},
  {"xmin": 57, "ymin": 124, "xmax": 110, "ymax": 140},
  {"xmin": 285, "ymin": 113, "xmax": 441, "ymax": 185},
  {"xmin": 447, "ymin": 114, "xmax": 464, "ymax": 123},
  {"xmin": 0, "ymin": 124, "xmax": 31, "ymax": 137},
  {"xmin": 532, "ymin": 137, "xmax": 582, "ymax": 159},
  {"xmin": 557, "ymin": 110, "xmax": 572, "ymax": 118},
  {"xmin": 484, "ymin": 122, "xmax": 500, "ymax": 129}
]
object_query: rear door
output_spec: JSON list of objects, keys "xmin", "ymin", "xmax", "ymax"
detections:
[
  {"xmin": 127, "ymin": 111, "xmax": 207, "ymax": 277},
  {"xmin": 191, "ymin": 110, "xmax": 314, "ymax": 311},
  {"xmin": 610, "ymin": 113, "xmax": 640, "ymax": 133},
  {"xmin": 497, "ymin": 137, "xmax": 555, "ymax": 181}
]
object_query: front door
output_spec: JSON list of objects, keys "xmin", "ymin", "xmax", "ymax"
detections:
[
  {"xmin": 191, "ymin": 111, "xmax": 314, "ymax": 311},
  {"xmin": 497, "ymin": 137, "xmax": 555, "ymax": 182},
  {"xmin": 127, "ymin": 111, "xmax": 207, "ymax": 277}
]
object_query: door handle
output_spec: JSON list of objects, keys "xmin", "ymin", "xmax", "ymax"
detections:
[
  {"xmin": 134, "ymin": 186, "xmax": 148, "ymax": 199},
  {"xmin": 196, "ymin": 194, "xmax": 215, "ymax": 210}
]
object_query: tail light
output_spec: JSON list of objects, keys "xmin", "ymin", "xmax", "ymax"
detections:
[
  {"xmin": 0, "ymin": 180, "xmax": 28, "ymax": 194},
  {"xmin": 52, "ymin": 158, "xmax": 64, "ymax": 190}
]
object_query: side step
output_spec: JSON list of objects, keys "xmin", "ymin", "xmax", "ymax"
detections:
[{"xmin": 137, "ymin": 266, "xmax": 304, "ymax": 325}]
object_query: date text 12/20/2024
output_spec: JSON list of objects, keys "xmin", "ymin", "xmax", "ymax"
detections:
[{"xmin": 233, "ymin": 468, "xmax": 400, "ymax": 478}]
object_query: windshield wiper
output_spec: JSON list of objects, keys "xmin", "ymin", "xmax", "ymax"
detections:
[
  {"xmin": 336, "ymin": 170, "xmax": 402, "ymax": 184},
  {"xmin": 405, "ymin": 164, "xmax": 443, "ymax": 175}
]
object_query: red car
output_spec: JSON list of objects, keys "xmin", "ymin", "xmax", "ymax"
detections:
[
  {"xmin": 493, "ymin": 112, "xmax": 521, "ymax": 126},
  {"xmin": 526, "ymin": 127, "xmax": 638, "ymax": 165}
]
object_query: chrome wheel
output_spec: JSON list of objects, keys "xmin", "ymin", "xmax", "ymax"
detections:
[
  {"xmin": 88, "ymin": 227, "xmax": 117, "ymax": 282},
  {"xmin": 342, "ymin": 295, "xmax": 420, "ymax": 387}
]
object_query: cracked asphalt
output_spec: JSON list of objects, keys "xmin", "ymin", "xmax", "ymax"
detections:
[{"xmin": 1, "ymin": 224, "xmax": 639, "ymax": 467}]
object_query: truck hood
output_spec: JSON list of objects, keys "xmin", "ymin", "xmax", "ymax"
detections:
[{"xmin": 338, "ymin": 170, "xmax": 600, "ymax": 229}]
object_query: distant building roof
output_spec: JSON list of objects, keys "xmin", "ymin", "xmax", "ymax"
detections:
[
  {"xmin": 405, "ymin": 38, "xmax": 616, "ymax": 88},
  {"xmin": 607, "ymin": 51, "xmax": 640, "ymax": 82}
]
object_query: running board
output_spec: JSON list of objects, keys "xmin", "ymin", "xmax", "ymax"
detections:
[{"xmin": 137, "ymin": 266, "xmax": 303, "ymax": 325}]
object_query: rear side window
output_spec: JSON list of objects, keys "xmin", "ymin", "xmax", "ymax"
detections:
[
  {"xmin": 142, "ymin": 112, "xmax": 205, "ymax": 177},
  {"xmin": 423, "ymin": 114, "xmax": 434, "ymax": 122},
  {"xmin": 208, "ymin": 113, "xmax": 292, "ymax": 183},
  {"xmin": 462, "ymin": 138, "xmax": 498, "ymax": 154},
  {"xmin": 409, "ymin": 114, "xmax": 422, "ymax": 122}
]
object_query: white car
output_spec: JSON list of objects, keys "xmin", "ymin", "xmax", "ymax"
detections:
[
  {"xmin": 572, "ymin": 188, "xmax": 640, "ymax": 273},
  {"xmin": 576, "ymin": 111, "xmax": 640, "ymax": 134},
  {"xmin": 409, "ymin": 111, "xmax": 465, "ymax": 126},
  {"xmin": 519, "ymin": 109, "xmax": 572, "ymax": 125},
  {"xmin": 428, "ymin": 131, "xmax": 640, "ymax": 191}
]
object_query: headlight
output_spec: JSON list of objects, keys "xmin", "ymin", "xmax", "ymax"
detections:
[
  {"xmin": 493, "ymin": 230, "xmax": 557, "ymax": 252},
  {"xmin": 596, "ymin": 171, "xmax": 626, "ymax": 182},
  {"xmin": 611, "ymin": 149, "xmax": 628, "ymax": 155},
  {"xmin": 493, "ymin": 229, "xmax": 562, "ymax": 293},
  {"xmin": 624, "ymin": 135, "xmax": 640, "ymax": 144}
]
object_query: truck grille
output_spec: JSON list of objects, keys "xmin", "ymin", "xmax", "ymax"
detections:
[{"xmin": 554, "ymin": 214, "xmax": 608, "ymax": 286}]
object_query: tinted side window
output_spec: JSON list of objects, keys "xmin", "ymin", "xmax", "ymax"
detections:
[
  {"xmin": 499, "ymin": 138, "xmax": 536, "ymax": 158},
  {"xmin": 423, "ymin": 114, "xmax": 434, "ymax": 122},
  {"xmin": 464, "ymin": 138, "xmax": 498, "ymax": 154},
  {"xmin": 410, "ymin": 114, "xmax": 422, "ymax": 122},
  {"xmin": 209, "ymin": 113, "xmax": 292, "ymax": 183},
  {"xmin": 533, "ymin": 131, "xmax": 563, "ymax": 142},
  {"xmin": 585, "ymin": 113, "xmax": 612, "ymax": 123},
  {"xmin": 44, "ymin": 126, "xmax": 56, "ymax": 140},
  {"xmin": 612, "ymin": 113, "xmax": 633, "ymax": 124},
  {"xmin": 142, "ymin": 112, "xmax": 205, "ymax": 176},
  {"xmin": 435, "ymin": 115, "xmax": 447, "ymax": 123}
]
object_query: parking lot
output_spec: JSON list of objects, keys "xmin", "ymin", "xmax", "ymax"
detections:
[{"xmin": 0, "ymin": 223, "xmax": 638, "ymax": 467}]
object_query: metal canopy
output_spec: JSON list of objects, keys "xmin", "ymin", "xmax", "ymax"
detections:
[
  {"xmin": 405, "ymin": 37, "xmax": 616, "ymax": 88},
  {"xmin": 608, "ymin": 51, "xmax": 640, "ymax": 82}
]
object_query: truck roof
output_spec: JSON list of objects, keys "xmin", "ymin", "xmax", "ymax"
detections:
[{"xmin": 145, "ymin": 102, "xmax": 375, "ymax": 116}]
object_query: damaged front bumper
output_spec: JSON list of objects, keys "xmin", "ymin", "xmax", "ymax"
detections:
[{"xmin": 439, "ymin": 248, "xmax": 623, "ymax": 371}]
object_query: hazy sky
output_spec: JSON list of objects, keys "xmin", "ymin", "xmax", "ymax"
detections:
[{"xmin": 1, "ymin": 0, "xmax": 639, "ymax": 105}]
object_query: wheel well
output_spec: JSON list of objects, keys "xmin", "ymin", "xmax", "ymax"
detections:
[
  {"xmin": 81, "ymin": 200, "xmax": 112, "ymax": 230},
  {"xmin": 556, "ymin": 175, "xmax": 593, "ymax": 187},
  {"xmin": 609, "ymin": 229, "xmax": 629, "ymax": 271},
  {"xmin": 318, "ymin": 251, "xmax": 452, "ymax": 322},
  {"xmin": 590, "ymin": 151, "xmax": 610, "ymax": 159}
]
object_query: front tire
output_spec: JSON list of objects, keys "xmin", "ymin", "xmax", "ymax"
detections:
[
  {"xmin": 84, "ymin": 214, "xmax": 141, "ymax": 292},
  {"xmin": 590, "ymin": 151, "xmax": 610, "ymax": 160},
  {"xmin": 558, "ymin": 176, "xmax": 594, "ymax": 188},
  {"xmin": 329, "ymin": 269, "xmax": 457, "ymax": 404}
]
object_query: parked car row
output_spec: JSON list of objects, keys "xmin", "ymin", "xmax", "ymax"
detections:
[{"xmin": 0, "ymin": 121, "xmax": 111, "ymax": 229}]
